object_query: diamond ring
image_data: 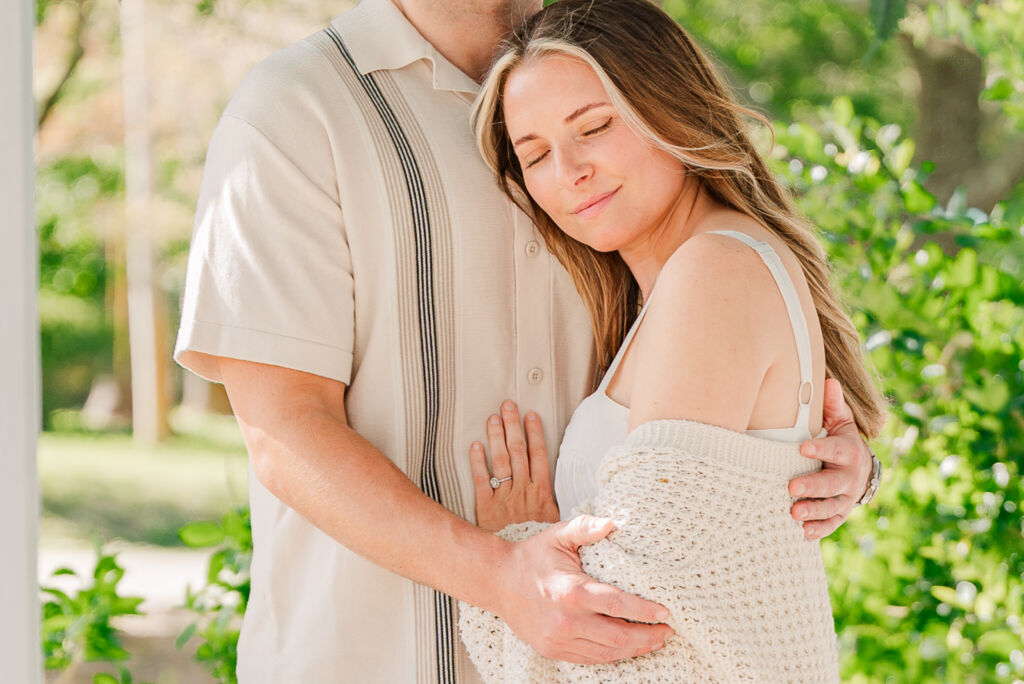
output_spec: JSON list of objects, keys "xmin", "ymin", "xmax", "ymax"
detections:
[{"xmin": 489, "ymin": 476, "xmax": 512, "ymax": 489}]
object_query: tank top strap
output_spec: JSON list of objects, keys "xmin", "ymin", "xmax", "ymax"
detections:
[
  {"xmin": 597, "ymin": 293, "xmax": 655, "ymax": 392},
  {"xmin": 705, "ymin": 230, "xmax": 815, "ymax": 428}
]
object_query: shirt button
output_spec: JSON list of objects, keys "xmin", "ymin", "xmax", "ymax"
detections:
[
  {"xmin": 527, "ymin": 368, "xmax": 544, "ymax": 385},
  {"xmin": 525, "ymin": 240, "xmax": 541, "ymax": 257}
]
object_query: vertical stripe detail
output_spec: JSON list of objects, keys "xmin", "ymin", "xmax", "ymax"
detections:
[
  {"xmin": 373, "ymin": 72, "xmax": 462, "ymax": 518},
  {"xmin": 322, "ymin": 27, "xmax": 461, "ymax": 684}
]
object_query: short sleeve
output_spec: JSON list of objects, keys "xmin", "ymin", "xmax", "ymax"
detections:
[{"xmin": 174, "ymin": 112, "xmax": 354, "ymax": 384}]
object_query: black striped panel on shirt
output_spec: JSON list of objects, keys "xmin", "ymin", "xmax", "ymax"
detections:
[{"xmin": 324, "ymin": 26, "xmax": 457, "ymax": 684}]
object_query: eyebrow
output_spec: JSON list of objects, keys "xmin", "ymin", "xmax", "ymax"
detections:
[{"xmin": 511, "ymin": 102, "xmax": 611, "ymax": 148}]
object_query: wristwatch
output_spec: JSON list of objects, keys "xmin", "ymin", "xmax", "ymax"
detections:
[{"xmin": 857, "ymin": 445, "xmax": 882, "ymax": 506}]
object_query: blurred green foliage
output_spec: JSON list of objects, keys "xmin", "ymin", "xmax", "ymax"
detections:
[
  {"xmin": 772, "ymin": 97, "xmax": 1024, "ymax": 683},
  {"xmin": 663, "ymin": 0, "xmax": 910, "ymax": 125},
  {"xmin": 37, "ymin": 154, "xmax": 122, "ymax": 427},
  {"xmin": 870, "ymin": 0, "xmax": 910, "ymax": 42},
  {"xmin": 41, "ymin": 547, "xmax": 150, "ymax": 684},
  {"xmin": 663, "ymin": 0, "xmax": 1022, "ymax": 132}
]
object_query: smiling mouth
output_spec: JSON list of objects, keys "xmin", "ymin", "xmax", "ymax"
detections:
[{"xmin": 572, "ymin": 187, "xmax": 620, "ymax": 217}]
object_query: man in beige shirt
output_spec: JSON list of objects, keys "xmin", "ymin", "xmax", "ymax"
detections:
[{"xmin": 175, "ymin": 0, "xmax": 878, "ymax": 681}]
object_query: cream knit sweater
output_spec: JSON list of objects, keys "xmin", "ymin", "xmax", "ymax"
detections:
[{"xmin": 459, "ymin": 420, "xmax": 840, "ymax": 683}]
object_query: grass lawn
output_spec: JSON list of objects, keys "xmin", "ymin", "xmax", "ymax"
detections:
[{"xmin": 39, "ymin": 411, "xmax": 249, "ymax": 548}]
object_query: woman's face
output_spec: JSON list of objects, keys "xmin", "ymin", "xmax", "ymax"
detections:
[{"xmin": 502, "ymin": 54, "xmax": 687, "ymax": 253}]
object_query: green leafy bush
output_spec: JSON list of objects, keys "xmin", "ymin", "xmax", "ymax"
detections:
[
  {"xmin": 772, "ymin": 98, "xmax": 1024, "ymax": 683},
  {"xmin": 40, "ymin": 547, "xmax": 149, "ymax": 684},
  {"xmin": 177, "ymin": 506, "xmax": 252, "ymax": 684}
]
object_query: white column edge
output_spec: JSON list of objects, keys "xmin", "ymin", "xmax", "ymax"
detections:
[{"xmin": 0, "ymin": 0, "xmax": 42, "ymax": 680}]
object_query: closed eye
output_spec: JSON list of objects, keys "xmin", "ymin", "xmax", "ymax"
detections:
[
  {"xmin": 525, "ymin": 150, "xmax": 549, "ymax": 169},
  {"xmin": 523, "ymin": 117, "xmax": 611, "ymax": 168}
]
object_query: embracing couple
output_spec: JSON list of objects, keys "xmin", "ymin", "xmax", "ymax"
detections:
[{"xmin": 175, "ymin": 0, "xmax": 887, "ymax": 682}]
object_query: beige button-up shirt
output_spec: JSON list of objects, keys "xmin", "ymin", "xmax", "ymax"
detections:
[{"xmin": 174, "ymin": 0, "xmax": 595, "ymax": 681}]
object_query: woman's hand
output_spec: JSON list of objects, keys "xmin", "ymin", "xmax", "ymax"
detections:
[{"xmin": 469, "ymin": 400, "xmax": 560, "ymax": 532}]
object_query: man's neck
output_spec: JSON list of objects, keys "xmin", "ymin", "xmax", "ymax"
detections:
[{"xmin": 391, "ymin": 0, "xmax": 541, "ymax": 82}]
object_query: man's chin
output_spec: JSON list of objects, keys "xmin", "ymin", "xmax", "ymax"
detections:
[{"xmin": 469, "ymin": 0, "xmax": 542, "ymax": 27}]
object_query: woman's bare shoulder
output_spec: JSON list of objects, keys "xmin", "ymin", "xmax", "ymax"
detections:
[
  {"xmin": 627, "ymin": 232, "xmax": 785, "ymax": 431},
  {"xmin": 655, "ymin": 230, "xmax": 781, "ymax": 308}
]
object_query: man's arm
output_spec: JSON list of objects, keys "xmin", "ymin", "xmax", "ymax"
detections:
[
  {"xmin": 790, "ymin": 378, "xmax": 877, "ymax": 539},
  {"xmin": 218, "ymin": 357, "xmax": 673, "ymax": 664}
]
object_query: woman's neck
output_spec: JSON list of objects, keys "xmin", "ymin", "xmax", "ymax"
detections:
[{"xmin": 619, "ymin": 180, "xmax": 714, "ymax": 302}]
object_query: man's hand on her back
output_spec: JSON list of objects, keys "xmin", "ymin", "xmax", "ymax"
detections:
[
  {"xmin": 789, "ymin": 378, "xmax": 875, "ymax": 539},
  {"xmin": 495, "ymin": 515, "xmax": 674, "ymax": 664}
]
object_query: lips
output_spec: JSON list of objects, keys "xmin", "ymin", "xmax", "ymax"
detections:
[{"xmin": 571, "ymin": 187, "xmax": 620, "ymax": 217}]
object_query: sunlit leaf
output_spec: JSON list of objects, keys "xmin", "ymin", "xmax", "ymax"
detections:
[
  {"xmin": 976, "ymin": 629, "xmax": 1022, "ymax": 656},
  {"xmin": 981, "ymin": 77, "xmax": 1015, "ymax": 101},
  {"xmin": 902, "ymin": 181, "xmax": 936, "ymax": 214},
  {"xmin": 179, "ymin": 520, "xmax": 226, "ymax": 548},
  {"xmin": 833, "ymin": 96, "xmax": 855, "ymax": 128}
]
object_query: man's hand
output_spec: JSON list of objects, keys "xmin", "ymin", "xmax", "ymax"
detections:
[
  {"xmin": 496, "ymin": 515, "xmax": 674, "ymax": 664},
  {"xmin": 789, "ymin": 378, "xmax": 873, "ymax": 540}
]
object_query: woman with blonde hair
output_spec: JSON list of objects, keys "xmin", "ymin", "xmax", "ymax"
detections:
[{"xmin": 458, "ymin": 0, "xmax": 888, "ymax": 681}]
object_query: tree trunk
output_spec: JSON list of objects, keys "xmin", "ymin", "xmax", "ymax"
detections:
[
  {"xmin": 106, "ymin": 235, "xmax": 133, "ymax": 418},
  {"xmin": 905, "ymin": 35, "xmax": 984, "ymax": 204},
  {"xmin": 905, "ymin": 34, "xmax": 1024, "ymax": 213},
  {"xmin": 120, "ymin": 0, "xmax": 170, "ymax": 443}
]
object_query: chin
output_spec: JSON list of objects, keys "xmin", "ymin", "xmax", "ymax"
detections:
[
  {"xmin": 556, "ymin": 220, "xmax": 623, "ymax": 254},
  {"xmin": 569, "ymin": 235, "xmax": 621, "ymax": 253},
  {"xmin": 587, "ymin": 240, "xmax": 621, "ymax": 253}
]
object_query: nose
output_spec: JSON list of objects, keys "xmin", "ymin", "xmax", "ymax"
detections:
[{"xmin": 553, "ymin": 144, "xmax": 592, "ymax": 188}]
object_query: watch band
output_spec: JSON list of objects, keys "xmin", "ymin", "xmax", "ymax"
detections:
[{"xmin": 857, "ymin": 445, "xmax": 882, "ymax": 506}]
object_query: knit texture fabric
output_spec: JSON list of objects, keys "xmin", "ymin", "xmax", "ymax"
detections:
[{"xmin": 459, "ymin": 420, "xmax": 839, "ymax": 683}]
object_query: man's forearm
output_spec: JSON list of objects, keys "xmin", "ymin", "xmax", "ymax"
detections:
[
  {"xmin": 240, "ymin": 404, "xmax": 512, "ymax": 613},
  {"xmin": 217, "ymin": 357, "xmax": 670, "ymax": 662}
]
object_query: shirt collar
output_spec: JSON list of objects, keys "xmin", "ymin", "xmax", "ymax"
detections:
[{"xmin": 332, "ymin": 0, "xmax": 480, "ymax": 96}]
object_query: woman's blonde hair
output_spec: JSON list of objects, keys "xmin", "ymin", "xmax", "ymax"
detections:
[{"xmin": 472, "ymin": 0, "xmax": 887, "ymax": 437}]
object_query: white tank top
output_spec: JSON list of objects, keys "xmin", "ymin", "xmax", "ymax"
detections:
[{"xmin": 554, "ymin": 230, "xmax": 823, "ymax": 518}]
